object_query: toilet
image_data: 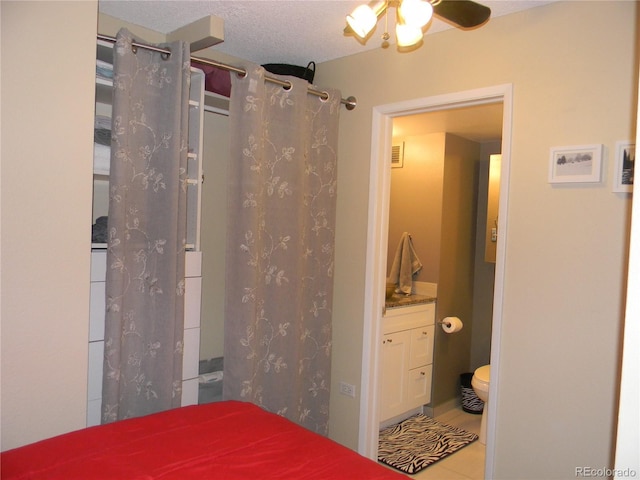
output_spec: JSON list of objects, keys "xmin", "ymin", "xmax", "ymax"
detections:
[{"xmin": 471, "ymin": 365, "xmax": 490, "ymax": 445}]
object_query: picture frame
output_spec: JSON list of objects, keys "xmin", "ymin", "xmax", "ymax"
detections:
[
  {"xmin": 548, "ymin": 144, "xmax": 603, "ymax": 184},
  {"xmin": 613, "ymin": 141, "xmax": 635, "ymax": 193}
]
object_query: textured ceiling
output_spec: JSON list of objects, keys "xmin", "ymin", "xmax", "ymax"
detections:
[
  {"xmin": 99, "ymin": 1, "xmax": 543, "ymax": 141},
  {"xmin": 99, "ymin": 0, "xmax": 556, "ymax": 66}
]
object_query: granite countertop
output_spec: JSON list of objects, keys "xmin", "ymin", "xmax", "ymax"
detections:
[{"xmin": 385, "ymin": 293, "xmax": 436, "ymax": 309}]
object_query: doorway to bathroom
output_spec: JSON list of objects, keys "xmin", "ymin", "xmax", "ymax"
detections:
[
  {"xmin": 359, "ymin": 85, "xmax": 513, "ymax": 479},
  {"xmin": 388, "ymin": 105, "xmax": 501, "ymax": 418}
]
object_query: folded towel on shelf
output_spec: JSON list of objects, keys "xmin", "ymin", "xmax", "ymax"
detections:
[
  {"xmin": 96, "ymin": 59, "xmax": 113, "ymax": 80},
  {"xmin": 94, "ymin": 115, "xmax": 112, "ymax": 131},
  {"xmin": 94, "ymin": 128, "xmax": 111, "ymax": 146},
  {"xmin": 388, "ymin": 232, "xmax": 423, "ymax": 295},
  {"xmin": 92, "ymin": 216, "xmax": 109, "ymax": 243},
  {"xmin": 93, "ymin": 143, "xmax": 110, "ymax": 175},
  {"xmin": 199, "ymin": 371, "xmax": 224, "ymax": 384}
]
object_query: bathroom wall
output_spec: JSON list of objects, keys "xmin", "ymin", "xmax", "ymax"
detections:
[
  {"xmin": 470, "ymin": 141, "xmax": 502, "ymax": 370},
  {"xmin": 387, "ymin": 132, "xmax": 445, "ymax": 283},
  {"xmin": 431, "ymin": 134, "xmax": 480, "ymax": 410},
  {"xmin": 388, "ymin": 132, "xmax": 481, "ymax": 412}
]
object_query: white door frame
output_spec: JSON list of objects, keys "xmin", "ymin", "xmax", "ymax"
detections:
[{"xmin": 358, "ymin": 84, "xmax": 513, "ymax": 479}]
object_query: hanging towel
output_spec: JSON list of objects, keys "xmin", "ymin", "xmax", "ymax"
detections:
[{"xmin": 388, "ymin": 232, "xmax": 423, "ymax": 295}]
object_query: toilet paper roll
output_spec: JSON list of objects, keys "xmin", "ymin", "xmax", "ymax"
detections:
[{"xmin": 442, "ymin": 316, "xmax": 463, "ymax": 333}]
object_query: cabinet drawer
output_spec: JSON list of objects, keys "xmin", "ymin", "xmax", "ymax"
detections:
[
  {"xmin": 407, "ymin": 364, "xmax": 432, "ymax": 408},
  {"xmin": 184, "ymin": 276, "xmax": 202, "ymax": 330},
  {"xmin": 383, "ymin": 302, "xmax": 435, "ymax": 334},
  {"xmin": 90, "ymin": 251, "xmax": 107, "ymax": 281},
  {"xmin": 87, "ymin": 398, "xmax": 102, "ymax": 427},
  {"xmin": 89, "ymin": 282, "xmax": 106, "ymax": 341},
  {"xmin": 185, "ymin": 251, "xmax": 202, "ymax": 277},
  {"xmin": 409, "ymin": 324, "xmax": 435, "ymax": 369},
  {"xmin": 182, "ymin": 326, "xmax": 200, "ymax": 380},
  {"xmin": 87, "ymin": 340, "xmax": 104, "ymax": 402},
  {"xmin": 181, "ymin": 377, "xmax": 199, "ymax": 407}
]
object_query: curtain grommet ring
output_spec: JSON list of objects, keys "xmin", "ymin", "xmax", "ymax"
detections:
[
  {"xmin": 319, "ymin": 91, "xmax": 330, "ymax": 103},
  {"xmin": 283, "ymin": 81, "xmax": 293, "ymax": 92}
]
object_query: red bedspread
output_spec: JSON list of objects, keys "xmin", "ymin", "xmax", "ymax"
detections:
[{"xmin": 1, "ymin": 400, "xmax": 404, "ymax": 479}]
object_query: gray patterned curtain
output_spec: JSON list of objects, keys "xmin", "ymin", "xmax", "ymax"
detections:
[
  {"xmin": 102, "ymin": 29, "xmax": 190, "ymax": 422},
  {"xmin": 223, "ymin": 65, "xmax": 341, "ymax": 435}
]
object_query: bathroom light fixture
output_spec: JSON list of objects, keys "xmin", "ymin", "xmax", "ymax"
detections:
[{"xmin": 345, "ymin": 0, "xmax": 491, "ymax": 49}]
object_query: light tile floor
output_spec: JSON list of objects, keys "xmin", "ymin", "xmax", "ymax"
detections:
[{"xmin": 391, "ymin": 407, "xmax": 485, "ymax": 480}]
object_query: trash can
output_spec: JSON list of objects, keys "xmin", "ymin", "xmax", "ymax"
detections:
[{"xmin": 460, "ymin": 372, "xmax": 484, "ymax": 414}]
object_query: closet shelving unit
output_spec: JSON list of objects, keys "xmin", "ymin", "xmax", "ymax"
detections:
[{"xmin": 87, "ymin": 39, "xmax": 205, "ymax": 426}]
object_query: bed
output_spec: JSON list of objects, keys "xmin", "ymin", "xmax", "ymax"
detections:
[{"xmin": 1, "ymin": 400, "xmax": 404, "ymax": 479}]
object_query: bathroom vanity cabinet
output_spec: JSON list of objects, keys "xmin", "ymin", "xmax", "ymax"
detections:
[{"xmin": 380, "ymin": 302, "xmax": 435, "ymax": 422}]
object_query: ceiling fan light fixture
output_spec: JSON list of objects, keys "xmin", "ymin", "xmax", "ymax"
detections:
[
  {"xmin": 345, "ymin": 0, "xmax": 491, "ymax": 49},
  {"xmin": 346, "ymin": 4, "xmax": 380, "ymax": 38},
  {"xmin": 395, "ymin": 21, "xmax": 423, "ymax": 47},
  {"xmin": 399, "ymin": 0, "xmax": 433, "ymax": 28}
]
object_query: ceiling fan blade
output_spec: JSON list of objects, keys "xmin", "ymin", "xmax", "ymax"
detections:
[{"xmin": 433, "ymin": 0, "xmax": 491, "ymax": 29}]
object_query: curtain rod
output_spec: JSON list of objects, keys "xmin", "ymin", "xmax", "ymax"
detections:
[{"xmin": 97, "ymin": 34, "xmax": 357, "ymax": 111}]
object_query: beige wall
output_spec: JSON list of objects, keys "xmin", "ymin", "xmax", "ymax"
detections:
[
  {"xmin": 319, "ymin": 1, "xmax": 637, "ymax": 477},
  {"xmin": 1, "ymin": 1, "xmax": 97, "ymax": 449},
  {"xmin": 387, "ymin": 132, "xmax": 445, "ymax": 283},
  {"xmin": 200, "ymin": 111, "xmax": 229, "ymax": 361}
]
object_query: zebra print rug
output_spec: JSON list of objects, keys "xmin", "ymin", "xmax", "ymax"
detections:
[{"xmin": 378, "ymin": 413, "xmax": 478, "ymax": 475}]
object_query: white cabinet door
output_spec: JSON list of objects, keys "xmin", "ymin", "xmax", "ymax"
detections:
[{"xmin": 380, "ymin": 330, "xmax": 410, "ymax": 421}]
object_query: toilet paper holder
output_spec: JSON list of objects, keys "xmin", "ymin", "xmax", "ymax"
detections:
[{"xmin": 438, "ymin": 316, "xmax": 464, "ymax": 333}]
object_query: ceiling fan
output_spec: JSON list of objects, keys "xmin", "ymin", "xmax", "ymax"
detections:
[
  {"xmin": 431, "ymin": 0, "xmax": 491, "ymax": 29},
  {"xmin": 346, "ymin": 0, "xmax": 491, "ymax": 48}
]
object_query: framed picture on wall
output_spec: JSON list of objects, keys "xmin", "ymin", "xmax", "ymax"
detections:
[
  {"xmin": 548, "ymin": 144, "xmax": 603, "ymax": 184},
  {"xmin": 613, "ymin": 141, "xmax": 635, "ymax": 193}
]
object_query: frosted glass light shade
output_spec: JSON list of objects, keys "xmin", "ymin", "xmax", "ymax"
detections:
[
  {"xmin": 396, "ymin": 23, "xmax": 423, "ymax": 47},
  {"xmin": 346, "ymin": 5, "xmax": 378, "ymax": 38},
  {"xmin": 399, "ymin": 0, "xmax": 433, "ymax": 28}
]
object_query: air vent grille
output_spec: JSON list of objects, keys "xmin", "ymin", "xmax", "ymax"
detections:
[{"xmin": 391, "ymin": 142, "xmax": 404, "ymax": 167}]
